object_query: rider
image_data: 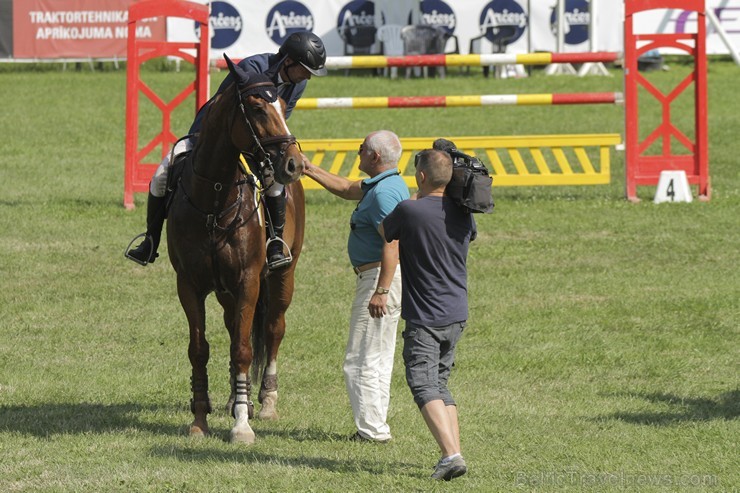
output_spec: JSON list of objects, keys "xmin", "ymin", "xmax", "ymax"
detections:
[{"xmin": 126, "ymin": 31, "xmax": 327, "ymax": 271}]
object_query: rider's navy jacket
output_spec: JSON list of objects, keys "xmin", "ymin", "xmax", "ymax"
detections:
[{"xmin": 188, "ymin": 53, "xmax": 307, "ymax": 136}]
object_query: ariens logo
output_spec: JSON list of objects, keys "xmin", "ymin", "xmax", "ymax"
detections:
[
  {"xmin": 266, "ymin": 1, "xmax": 314, "ymax": 45},
  {"xmin": 337, "ymin": 0, "xmax": 376, "ymax": 37},
  {"xmin": 550, "ymin": 0, "xmax": 590, "ymax": 45},
  {"xmin": 479, "ymin": 0, "xmax": 527, "ymax": 44},
  {"xmin": 419, "ymin": 0, "xmax": 456, "ymax": 34},
  {"xmin": 195, "ymin": 1, "xmax": 242, "ymax": 50}
]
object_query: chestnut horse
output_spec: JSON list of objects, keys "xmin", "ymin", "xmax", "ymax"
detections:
[{"xmin": 166, "ymin": 56, "xmax": 304, "ymax": 443}]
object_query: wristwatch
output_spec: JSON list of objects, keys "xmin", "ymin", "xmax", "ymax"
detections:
[{"xmin": 374, "ymin": 286, "xmax": 390, "ymax": 295}]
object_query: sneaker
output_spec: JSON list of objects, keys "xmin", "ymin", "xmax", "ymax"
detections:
[
  {"xmin": 348, "ymin": 431, "xmax": 391, "ymax": 444},
  {"xmin": 431, "ymin": 455, "xmax": 467, "ymax": 481}
]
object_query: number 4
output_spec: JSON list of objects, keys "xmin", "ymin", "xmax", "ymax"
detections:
[{"xmin": 666, "ymin": 179, "xmax": 675, "ymax": 201}]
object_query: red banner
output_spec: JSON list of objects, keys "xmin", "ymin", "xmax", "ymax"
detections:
[{"xmin": 13, "ymin": 0, "xmax": 165, "ymax": 59}]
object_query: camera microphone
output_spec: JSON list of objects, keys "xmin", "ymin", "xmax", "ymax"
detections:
[{"xmin": 432, "ymin": 138, "xmax": 457, "ymax": 153}]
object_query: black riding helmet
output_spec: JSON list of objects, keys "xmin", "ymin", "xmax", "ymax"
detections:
[{"xmin": 279, "ymin": 31, "xmax": 328, "ymax": 76}]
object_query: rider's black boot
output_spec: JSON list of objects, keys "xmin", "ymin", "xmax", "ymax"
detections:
[
  {"xmin": 126, "ymin": 192, "xmax": 167, "ymax": 266},
  {"xmin": 265, "ymin": 192, "xmax": 291, "ymax": 271}
]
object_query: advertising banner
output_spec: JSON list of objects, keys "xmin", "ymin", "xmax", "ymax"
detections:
[
  {"xmin": 12, "ymin": 0, "xmax": 165, "ymax": 59},
  {"xmin": 2, "ymin": 0, "xmax": 738, "ymax": 61}
]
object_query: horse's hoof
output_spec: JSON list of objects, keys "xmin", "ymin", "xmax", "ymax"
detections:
[
  {"xmin": 258, "ymin": 408, "xmax": 279, "ymax": 420},
  {"xmin": 230, "ymin": 427, "xmax": 256, "ymax": 444},
  {"xmin": 189, "ymin": 425, "xmax": 208, "ymax": 438},
  {"xmin": 258, "ymin": 391, "xmax": 279, "ymax": 420}
]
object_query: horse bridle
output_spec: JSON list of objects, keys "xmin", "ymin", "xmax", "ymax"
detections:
[{"xmin": 234, "ymin": 80, "xmax": 299, "ymax": 187}]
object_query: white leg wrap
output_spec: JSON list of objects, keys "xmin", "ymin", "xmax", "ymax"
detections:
[{"xmin": 230, "ymin": 373, "xmax": 255, "ymax": 444}]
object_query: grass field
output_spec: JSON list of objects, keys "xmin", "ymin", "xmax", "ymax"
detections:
[{"xmin": 0, "ymin": 60, "xmax": 738, "ymax": 492}]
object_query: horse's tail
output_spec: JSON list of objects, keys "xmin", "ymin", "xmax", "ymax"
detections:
[{"xmin": 250, "ymin": 277, "xmax": 269, "ymax": 386}]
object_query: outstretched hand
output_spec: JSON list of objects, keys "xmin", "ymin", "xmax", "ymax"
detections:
[{"xmin": 300, "ymin": 154, "xmax": 314, "ymax": 176}]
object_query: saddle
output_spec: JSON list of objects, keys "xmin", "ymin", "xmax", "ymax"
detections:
[{"xmin": 164, "ymin": 149, "xmax": 191, "ymax": 213}]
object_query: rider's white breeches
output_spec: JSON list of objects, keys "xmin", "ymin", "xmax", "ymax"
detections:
[{"xmin": 150, "ymin": 139, "xmax": 193, "ymax": 197}]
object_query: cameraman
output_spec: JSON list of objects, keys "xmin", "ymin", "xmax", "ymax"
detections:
[{"xmin": 380, "ymin": 148, "xmax": 476, "ymax": 481}]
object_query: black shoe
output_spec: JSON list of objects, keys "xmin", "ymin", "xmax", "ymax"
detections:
[
  {"xmin": 266, "ymin": 238, "xmax": 291, "ymax": 271},
  {"xmin": 126, "ymin": 234, "xmax": 158, "ymax": 265},
  {"xmin": 264, "ymin": 192, "xmax": 292, "ymax": 271},
  {"xmin": 125, "ymin": 192, "xmax": 167, "ymax": 266}
]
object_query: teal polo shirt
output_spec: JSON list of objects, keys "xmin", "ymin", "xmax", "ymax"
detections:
[{"xmin": 347, "ymin": 168, "xmax": 410, "ymax": 267}]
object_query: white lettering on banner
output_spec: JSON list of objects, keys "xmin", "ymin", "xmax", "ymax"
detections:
[
  {"xmin": 113, "ymin": 26, "xmax": 154, "ymax": 39},
  {"xmin": 564, "ymin": 9, "xmax": 590, "ymax": 28},
  {"xmin": 29, "ymin": 11, "xmax": 128, "ymax": 24},
  {"xmin": 421, "ymin": 10, "xmax": 455, "ymax": 29},
  {"xmin": 340, "ymin": 9, "xmax": 374, "ymax": 28},
  {"xmin": 36, "ymin": 26, "xmax": 114, "ymax": 40},
  {"xmin": 35, "ymin": 25, "xmax": 152, "ymax": 41},
  {"xmin": 211, "ymin": 12, "xmax": 242, "ymax": 32},
  {"xmin": 266, "ymin": 11, "xmax": 314, "ymax": 38},
  {"xmin": 480, "ymin": 9, "xmax": 527, "ymax": 30},
  {"xmin": 558, "ymin": 8, "xmax": 590, "ymax": 35}
]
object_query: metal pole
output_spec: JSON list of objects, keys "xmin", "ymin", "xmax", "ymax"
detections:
[
  {"xmin": 546, "ymin": 0, "xmax": 576, "ymax": 75},
  {"xmin": 579, "ymin": 0, "xmax": 611, "ymax": 76}
]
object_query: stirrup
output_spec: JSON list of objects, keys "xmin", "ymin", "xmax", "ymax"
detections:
[
  {"xmin": 124, "ymin": 233, "xmax": 154, "ymax": 266},
  {"xmin": 266, "ymin": 236, "xmax": 293, "ymax": 271}
]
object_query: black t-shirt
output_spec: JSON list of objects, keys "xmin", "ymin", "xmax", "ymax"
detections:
[{"xmin": 383, "ymin": 195, "xmax": 476, "ymax": 326}]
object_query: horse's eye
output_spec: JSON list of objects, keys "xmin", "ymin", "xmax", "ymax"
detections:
[{"xmin": 250, "ymin": 102, "xmax": 267, "ymax": 114}]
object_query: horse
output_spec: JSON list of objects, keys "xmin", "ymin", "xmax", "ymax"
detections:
[{"xmin": 165, "ymin": 56, "xmax": 305, "ymax": 444}]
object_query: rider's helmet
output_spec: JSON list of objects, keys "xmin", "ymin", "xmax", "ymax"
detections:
[{"xmin": 278, "ymin": 31, "xmax": 328, "ymax": 76}]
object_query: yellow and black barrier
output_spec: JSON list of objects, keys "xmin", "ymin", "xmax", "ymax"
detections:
[{"xmin": 299, "ymin": 134, "xmax": 622, "ymax": 189}]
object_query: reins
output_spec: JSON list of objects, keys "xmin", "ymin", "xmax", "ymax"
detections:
[{"xmin": 235, "ymin": 81, "xmax": 298, "ymax": 189}]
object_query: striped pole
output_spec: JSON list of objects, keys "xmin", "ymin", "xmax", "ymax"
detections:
[
  {"xmin": 325, "ymin": 52, "xmax": 618, "ymax": 69},
  {"xmin": 213, "ymin": 52, "xmax": 619, "ymax": 70},
  {"xmin": 296, "ymin": 92, "xmax": 623, "ymax": 110}
]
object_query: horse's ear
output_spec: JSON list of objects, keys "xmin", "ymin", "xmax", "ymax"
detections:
[
  {"xmin": 224, "ymin": 53, "xmax": 237, "ymax": 77},
  {"xmin": 223, "ymin": 53, "xmax": 251, "ymax": 87}
]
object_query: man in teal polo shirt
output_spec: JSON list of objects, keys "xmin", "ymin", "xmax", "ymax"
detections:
[{"xmin": 302, "ymin": 130, "xmax": 409, "ymax": 443}]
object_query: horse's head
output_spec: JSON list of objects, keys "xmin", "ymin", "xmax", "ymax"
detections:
[{"xmin": 224, "ymin": 54, "xmax": 303, "ymax": 186}]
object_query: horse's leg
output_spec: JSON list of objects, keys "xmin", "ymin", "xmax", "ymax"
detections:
[
  {"xmin": 258, "ymin": 185, "xmax": 304, "ymax": 420},
  {"xmin": 223, "ymin": 282, "xmax": 261, "ymax": 444},
  {"xmin": 217, "ymin": 292, "xmax": 254, "ymax": 420},
  {"xmin": 258, "ymin": 269, "xmax": 295, "ymax": 420},
  {"xmin": 177, "ymin": 276, "xmax": 211, "ymax": 437}
]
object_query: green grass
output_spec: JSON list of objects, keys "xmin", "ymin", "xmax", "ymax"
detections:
[{"xmin": 0, "ymin": 61, "xmax": 738, "ymax": 492}]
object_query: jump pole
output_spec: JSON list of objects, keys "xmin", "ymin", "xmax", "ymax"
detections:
[
  {"xmin": 214, "ymin": 52, "xmax": 619, "ymax": 70},
  {"xmin": 296, "ymin": 92, "xmax": 623, "ymax": 110}
]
